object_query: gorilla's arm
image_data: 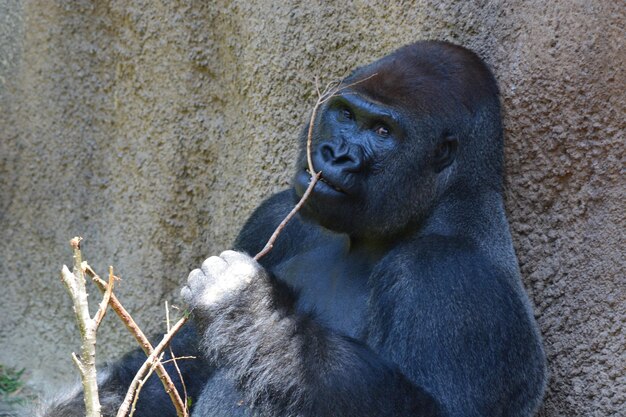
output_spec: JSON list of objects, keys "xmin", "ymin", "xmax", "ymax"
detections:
[
  {"xmin": 367, "ymin": 237, "xmax": 547, "ymax": 417},
  {"xmin": 182, "ymin": 251, "xmax": 441, "ymax": 417}
]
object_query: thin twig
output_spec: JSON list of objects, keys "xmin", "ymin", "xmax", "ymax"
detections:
[
  {"xmin": 256, "ymin": 78, "xmax": 334, "ymax": 260},
  {"xmin": 167, "ymin": 301, "xmax": 189, "ymax": 414},
  {"xmin": 161, "ymin": 356, "xmax": 196, "ymax": 365},
  {"xmin": 254, "ymin": 171, "xmax": 321, "ymax": 260},
  {"xmin": 314, "ymin": 75, "xmax": 321, "ymax": 99},
  {"xmin": 304, "ymin": 76, "xmax": 338, "ymax": 174},
  {"xmin": 94, "ymin": 266, "xmax": 115, "ymax": 330},
  {"xmin": 128, "ymin": 352, "xmax": 163, "ymax": 417}
]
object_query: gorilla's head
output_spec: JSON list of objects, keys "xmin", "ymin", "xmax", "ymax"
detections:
[{"xmin": 294, "ymin": 41, "xmax": 503, "ymax": 240}]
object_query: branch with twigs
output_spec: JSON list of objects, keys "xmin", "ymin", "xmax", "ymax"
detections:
[
  {"xmin": 84, "ymin": 264, "xmax": 190, "ymax": 417},
  {"xmin": 125, "ymin": 303, "xmax": 190, "ymax": 417},
  {"xmin": 115, "ymin": 315, "xmax": 188, "ymax": 417},
  {"xmin": 62, "ymin": 240, "xmax": 189, "ymax": 417},
  {"xmin": 60, "ymin": 237, "xmax": 110, "ymax": 417}
]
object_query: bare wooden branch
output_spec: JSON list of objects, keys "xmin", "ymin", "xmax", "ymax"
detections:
[
  {"xmin": 60, "ymin": 237, "xmax": 102, "ymax": 417},
  {"xmin": 116, "ymin": 316, "xmax": 188, "ymax": 417},
  {"xmin": 84, "ymin": 264, "xmax": 188, "ymax": 417}
]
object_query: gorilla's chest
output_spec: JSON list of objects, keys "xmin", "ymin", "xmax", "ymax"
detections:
[{"xmin": 271, "ymin": 242, "xmax": 372, "ymax": 339}]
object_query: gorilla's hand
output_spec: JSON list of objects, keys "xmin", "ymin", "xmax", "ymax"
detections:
[
  {"xmin": 181, "ymin": 250, "xmax": 282, "ymax": 371},
  {"xmin": 181, "ymin": 250, "xmax": 265, "ymax": 311}
]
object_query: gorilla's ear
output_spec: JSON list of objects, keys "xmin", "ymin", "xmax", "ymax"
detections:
[{"xmin": 433, "ymin": 135, "xmax": 458, "ymax": 173}]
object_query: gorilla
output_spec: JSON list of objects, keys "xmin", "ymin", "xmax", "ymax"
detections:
[{"xmin": 43, "ymin": 41, "xmax": 546, "ymax": 417}]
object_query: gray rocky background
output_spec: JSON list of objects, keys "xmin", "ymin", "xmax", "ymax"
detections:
[{"xmin": 0, "ymin": 1, "xmax": 623, "ymax": 415}]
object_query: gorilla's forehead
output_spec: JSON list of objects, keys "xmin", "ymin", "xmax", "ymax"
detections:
[
  {"xmin": 331, "ymin": 91, "xmax": 402, "ymax": 123},
  {"xmin": 346, "ymin": 64, "xmax": 453, "ymax": 116},
  {"xmin": 344, "ymin": 41, "xmax": 499, "ymax": 115}
]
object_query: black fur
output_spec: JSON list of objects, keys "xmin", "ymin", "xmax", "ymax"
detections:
[{"xmin": 43, "ymin": 41, "xmax": 546, "ymax": 417}]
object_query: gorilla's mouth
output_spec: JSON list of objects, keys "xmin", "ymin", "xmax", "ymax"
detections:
[{"xmin": 305, "ymin": 168, "xmax": 346, "ymax": 194}]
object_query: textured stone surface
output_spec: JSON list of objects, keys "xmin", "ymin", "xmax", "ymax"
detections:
[{"xmin": 0, "ymin": 1, "xmax": 623, "ymax": 415}]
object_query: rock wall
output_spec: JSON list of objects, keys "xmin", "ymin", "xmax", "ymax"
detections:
[{"xmin": 0, "ymin": 1, "xmax": 623, "ymax": 415}]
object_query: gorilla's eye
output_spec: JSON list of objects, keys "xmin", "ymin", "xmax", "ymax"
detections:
[
  {"xmin": 341, "ymin": 108, "xmax": 354, "ymax": 120},
  {"xmin": 375, "ymin": 125, "xmax": 390, "ymax": 137}
]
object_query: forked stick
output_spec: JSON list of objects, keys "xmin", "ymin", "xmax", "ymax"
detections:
[{"xmin": 85, "ymin": 265, "xmax": 189, "ymax": 417}]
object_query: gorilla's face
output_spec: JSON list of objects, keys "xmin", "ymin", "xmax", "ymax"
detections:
[
  {"xmin": 291, "ymin": 41, "xmax": 504, "ymax": 240},
  {"xmin": 294, "ymin": 86, "xmax": 446, "ymax": 240}
]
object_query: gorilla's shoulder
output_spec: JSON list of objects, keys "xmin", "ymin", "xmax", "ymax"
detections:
[
  {"xmin": 372, "ymin": 234, "xmax": 523, "ymax": 317},
  {"xmin": 388, "ymin": 233, "xmax": 477, "ymax": 259},
  {"xmin": 234, "ymin": 189, "xmax": 323, "ymax": 267},
  {"xmin": 377, "ymin": 234, "xmax": 511, "ymax": 288}
]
